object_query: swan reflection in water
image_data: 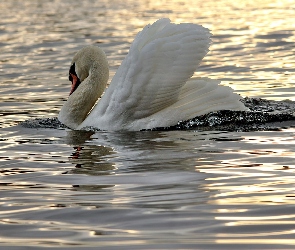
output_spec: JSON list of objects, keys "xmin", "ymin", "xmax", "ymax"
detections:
[
  {"xmin": 64, "ymin": 130, "xmax": 116, "ymax": 176},
  {"xmin": 63, "ymin": 129, "xmax": 244, "ymax": 177}
]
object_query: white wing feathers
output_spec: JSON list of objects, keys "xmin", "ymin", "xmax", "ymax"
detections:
[
  {"xmin": 144, "ymin": 78, "xmax": 246, "ymax": 128},
  {"xmin": 84, "ymin": 18, "xmax": 246, "ymax": 130}
]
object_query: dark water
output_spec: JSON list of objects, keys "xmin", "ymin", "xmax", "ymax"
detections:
[{"xmin": 1, "ymin": 0, "xmax": 295, "ymax": 249}]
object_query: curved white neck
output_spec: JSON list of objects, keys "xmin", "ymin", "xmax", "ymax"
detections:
[{"xmin": 58, "ymin": 62, "xmax": 109, "ymax": 129}]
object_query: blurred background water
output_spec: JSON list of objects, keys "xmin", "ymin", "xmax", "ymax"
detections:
[{"xmin": 1, "ymin": 0, "xmax": 295, "ymax": 249}]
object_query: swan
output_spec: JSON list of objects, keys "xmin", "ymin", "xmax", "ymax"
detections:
[{"xmin": 58, "ymin": 18, "xmax": 247, "ymax": 131}]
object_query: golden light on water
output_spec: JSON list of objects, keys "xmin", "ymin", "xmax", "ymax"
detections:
[
  {"xmin": 195, "ymin": 129, "xmax": 295, "ymax": 245},
  {"xmin": 128, "ymin": 0, "xmax": 295, "ymax": 100},
  {"xmin": 216, "ymin": 239, "xmax": 295, "ymax": 245},
  {"xmin": 1, "ymin": 0, "xmax": 295, "ymax": 248},
  {"xmin": 1, "ymin": 0, "xmax": 295, "ymax": 106}
]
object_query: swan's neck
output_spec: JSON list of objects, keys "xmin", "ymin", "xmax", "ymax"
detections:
[{"xmin": 58, "ymin": 63, "xmax": 109, "ymax": 129}]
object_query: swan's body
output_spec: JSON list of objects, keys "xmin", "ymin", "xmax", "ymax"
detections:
[{"xmin": 58, "ymin": 18, "xmax": 247, "ymax": 131}]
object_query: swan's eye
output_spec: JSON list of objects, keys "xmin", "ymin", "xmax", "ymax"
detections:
[{"xmin": 69, "ymin": 63, "xmax": 76, "ymax": 82}]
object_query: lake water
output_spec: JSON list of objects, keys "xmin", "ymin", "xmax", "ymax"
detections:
[{"xmin": 1, "ymin": 0, "xmax": 295, "ymax": 249}]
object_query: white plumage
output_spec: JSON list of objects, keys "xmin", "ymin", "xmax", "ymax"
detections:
[{"xmin": 58, "ymin": 18, "xmax": 247, "ymax": 131}]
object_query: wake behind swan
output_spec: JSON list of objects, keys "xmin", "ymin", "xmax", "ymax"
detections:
[{"xmin": 58, "ymin": 18, "xmax": 247, "ymax": 131}]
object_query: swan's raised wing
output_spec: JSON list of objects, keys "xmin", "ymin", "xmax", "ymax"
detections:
[{"xmin": 84, "ymin": 18, "xmax": 212, "ymax": 129}]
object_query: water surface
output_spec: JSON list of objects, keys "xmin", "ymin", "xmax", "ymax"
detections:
[{"xmin": 1, "ymin": 0, "xmax": 295, "ymax": 249}]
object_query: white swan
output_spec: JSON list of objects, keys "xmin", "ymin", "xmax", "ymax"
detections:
[{"xmin": 58, "ymin": 18, "xmax": 247, "ymax": 131}]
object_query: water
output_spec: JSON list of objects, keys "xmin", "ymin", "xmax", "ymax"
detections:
[{"xmin": 1, "ymin": 0, "xmax": 295, "ymax": 249}]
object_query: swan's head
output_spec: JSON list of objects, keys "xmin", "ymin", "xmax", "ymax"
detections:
[
  {"xmin": 58, "ymin": 45, "xmax": 109, "ymax": 129},
  {"xmin": 68, "ymin": 45, "xmax": 109, "ymax": 96}
]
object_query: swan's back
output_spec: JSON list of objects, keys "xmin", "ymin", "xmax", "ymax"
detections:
[{"xmin": 78, "ymin": 19, "xmax": 247, "ymax": 130}]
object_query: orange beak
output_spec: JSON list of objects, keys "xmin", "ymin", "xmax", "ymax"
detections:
[{"xmin": 69, "ymin": 73, "xmax": 80, "ymax": 96}]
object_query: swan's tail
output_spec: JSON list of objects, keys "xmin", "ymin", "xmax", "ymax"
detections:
[{"xmin": 142, "ymin": 77, "xmax": 248, "ymax": 129}]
